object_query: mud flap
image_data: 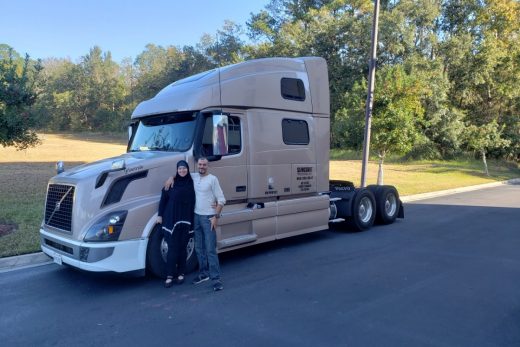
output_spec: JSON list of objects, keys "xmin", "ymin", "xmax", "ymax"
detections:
[{"xmin": 398, "ymin": 200, "xmax": 404, "ymax": 218}]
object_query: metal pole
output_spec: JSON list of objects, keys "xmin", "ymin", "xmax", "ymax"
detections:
[{"xmin": 360, "ymin": 0, "xmax": 380, "ymax": 188}]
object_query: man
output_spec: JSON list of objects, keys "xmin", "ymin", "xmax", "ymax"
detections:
[{"xmin": 166, "ymin": 157, "xmax": 226, "ymax": 291}]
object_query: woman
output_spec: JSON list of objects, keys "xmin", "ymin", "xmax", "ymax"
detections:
[{"xmin": 157, "ymin": 160, "xmax": 195, "ymax": 287}]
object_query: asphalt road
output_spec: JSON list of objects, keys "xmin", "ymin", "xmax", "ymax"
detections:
[{"xmin": 1, "ymin": 184, "xmax": 520, "ymax": 347}]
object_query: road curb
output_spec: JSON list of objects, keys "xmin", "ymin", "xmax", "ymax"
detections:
[
  {"xmin": 1, "ymin": 178, "xmax": 518, "ymax": 273},
  {"xmin": 400, "ymin": 178, "xmax": 520, "ymax": 203},
  {"xmin": 0, "ymin": 251, "xmax": 52, "ymax": 273}
]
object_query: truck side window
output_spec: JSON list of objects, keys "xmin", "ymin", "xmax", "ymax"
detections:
[
  {"xmin": 281, "ymin": 78, "xmax": 305, "ymax": 101},
  {"xmin": 201, "ymin": 115, "xmax": 241, "ymax": 156},
  {"xmin": 227, "ymin": 117, "xmax": 241, "ymax": 154},
  {"xmin": 282, "ymin": 118, "xmax": 309, "ymax": 145}
]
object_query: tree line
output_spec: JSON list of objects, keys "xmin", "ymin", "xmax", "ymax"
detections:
[{"xmin": 1, "ymin": 0, "xmax": 518, "ymax": 164}]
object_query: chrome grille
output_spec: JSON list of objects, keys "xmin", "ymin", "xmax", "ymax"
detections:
[{"xmin": 45, "ymin": 184, "xmax": 75, "ymax": 232}]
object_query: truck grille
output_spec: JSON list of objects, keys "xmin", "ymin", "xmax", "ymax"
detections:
[{"xmin": 45, "ymin": 184, "xmax": 75, "ymax": 232}]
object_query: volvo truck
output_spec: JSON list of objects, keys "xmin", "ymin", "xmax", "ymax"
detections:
[{"xmin": 40, "ymin": 57, "xmax": 404, "ymax": 277}]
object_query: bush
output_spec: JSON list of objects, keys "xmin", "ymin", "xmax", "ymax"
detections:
[{"xmin": 403, "ymin": 136, "xmax": 441, "ymax": 160}]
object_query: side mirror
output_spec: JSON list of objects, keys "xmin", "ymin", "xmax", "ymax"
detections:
[
  {"xmin": 212, "ymin": 114, "xmax": 229, "ymax": 156},
  {"xmin": 206, "ymin": 155, "xmax": 222, "ymax": 162}
]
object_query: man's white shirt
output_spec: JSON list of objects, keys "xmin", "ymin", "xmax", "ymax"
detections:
[{"xmin": 191, "ymin": 172, "xmax": 226, "ymax": 215}]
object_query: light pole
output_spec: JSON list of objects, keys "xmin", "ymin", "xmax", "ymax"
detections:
[{"xmin": 360, "ymin": 0, "xmax": 381, "ymax": 188}]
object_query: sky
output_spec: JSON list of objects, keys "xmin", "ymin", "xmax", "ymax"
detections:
[{"xmin": 1, "ymin": 0, "xmax": 269, "ymax": 63}]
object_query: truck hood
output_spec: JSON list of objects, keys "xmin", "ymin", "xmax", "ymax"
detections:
[{"xmin": 55, "ymin": 151, "xmax": 176, "ymax": 182}]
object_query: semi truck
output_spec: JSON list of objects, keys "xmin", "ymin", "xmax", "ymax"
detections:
[{"xmin": 40, "ymin": 57, "xmax": 404, "ymax": 277}]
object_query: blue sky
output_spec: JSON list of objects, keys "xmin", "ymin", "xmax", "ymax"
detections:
[{"xmin": 1, "ymin": 0, "xmax": 269, "ymax": 63}]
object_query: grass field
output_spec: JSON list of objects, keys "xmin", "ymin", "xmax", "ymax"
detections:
[{"xmin": 0, "ymin": 133, "xmax": 518, "ymax": 258}]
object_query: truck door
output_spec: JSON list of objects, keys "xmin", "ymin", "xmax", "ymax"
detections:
[
  {"xmin": 195, "ymin": 112, "xmax": 248, "ymax": 202},
  {"xmin": 194, "ymin": 112, "xmax": 258, "ymax": 249}
]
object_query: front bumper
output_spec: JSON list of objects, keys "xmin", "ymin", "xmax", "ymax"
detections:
[{"xmin": 40, "ymin": 229, "xmax": 148, "ymax": 273}]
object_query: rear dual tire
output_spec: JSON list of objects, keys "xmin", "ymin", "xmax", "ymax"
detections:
[
  {"xmin": 375, "ymin": 186, "xmax": 399, "ymax": 224},
  {"xmin": 348, "ymin": 189, "xmax": 376, "ymax": 231}
]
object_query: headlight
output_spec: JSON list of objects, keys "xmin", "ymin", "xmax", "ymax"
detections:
[{"xmin": 84, "ymin": 211, "xmax": 128, "ymax": 242}]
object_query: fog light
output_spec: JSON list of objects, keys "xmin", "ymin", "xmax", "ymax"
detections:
[{"xmin": 79, "ymin": 247, "xmax": 90, "ymax": 262}]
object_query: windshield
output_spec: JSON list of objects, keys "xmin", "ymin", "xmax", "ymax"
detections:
[{"xmin": 128, "ymin": 112, "xmax": 197, "ymax": 152}]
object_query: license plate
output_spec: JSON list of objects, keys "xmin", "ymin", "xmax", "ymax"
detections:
[{"xmin": 52, "ymin": 252, "xmax": 63, "ymax": 265}]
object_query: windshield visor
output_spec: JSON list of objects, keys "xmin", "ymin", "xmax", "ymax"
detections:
[{"xmin": 129, "ymin": 112, "xmax": 196, "ymax": 152}]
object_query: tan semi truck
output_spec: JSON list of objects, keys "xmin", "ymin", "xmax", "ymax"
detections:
[{"xmin": 40, "ymin": 57, "xmax": 403, "ymax": 277}]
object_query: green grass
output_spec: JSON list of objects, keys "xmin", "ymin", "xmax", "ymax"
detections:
[{"xmin": 0, "ymin": 134, "xmax": 518, "ymax": 258}]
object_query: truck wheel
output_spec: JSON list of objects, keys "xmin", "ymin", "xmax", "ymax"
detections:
[
  {"xmin": 375, "ymin": 186, "xmax": 399, "ymax": 224},
  {"xmin": 146, "ymin": 226, "xmax": 198, "ymax": 278},
  {"xmin": 349, "ymin": 189, "xmax": 376, "ymax": 231}
]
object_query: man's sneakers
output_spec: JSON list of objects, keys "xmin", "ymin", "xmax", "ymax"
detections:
[
  {"xmin": 192, "ymin": 274, "xmax": 209, "ymax": 284},
  {"xmin": 192, "ymin": 274, "xmax": 223, "ymax": 291},
  {"xmin": 213, "ymin": 280, "xmax": 224, "ymax": 291}
]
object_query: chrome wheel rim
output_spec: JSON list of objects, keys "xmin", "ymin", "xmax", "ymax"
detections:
[
  {"xmin": 161, "ymin": 238, "xmax": 168, "ymax": 262},
  {"xmin": 359, "ymin": 196, "xmax": 373, "ymax": 223},
  {"xmin": 385, "ymin": 193, "xmax": 397, "ymax": 217},
  {"xmin": 186, "ymin": 236, "xmax": 195, "ymax": 259}
]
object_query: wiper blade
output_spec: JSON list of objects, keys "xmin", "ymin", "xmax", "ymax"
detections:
[{"xmin": 147, "ymin": 147, "xmax": 164, "ymax": 151}]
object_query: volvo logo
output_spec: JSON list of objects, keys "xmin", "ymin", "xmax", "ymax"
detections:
[{"xmin": 55, "ymin": 201, "xmax": 61, "ymax": 211}]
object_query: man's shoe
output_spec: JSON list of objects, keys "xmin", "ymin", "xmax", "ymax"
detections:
[
  {"xmin": 213, "ymin": 280, "xmax": 224, "ymax": 291},
  {"xmin": 192, "ymin": 274, "xmax": 209, "ymax": 285}
]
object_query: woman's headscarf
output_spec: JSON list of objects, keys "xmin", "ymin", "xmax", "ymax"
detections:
[{"xmin": 175, "ymin": 160, "xmax": 192, "ymax": 186}]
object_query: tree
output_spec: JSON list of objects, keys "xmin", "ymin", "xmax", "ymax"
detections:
[
  {"xmin": 0, "ymin": 46, "xmax": 42, "ymax": 149},
  {"xmin": 440, "ymin": 0, "xmax": 520, "ymax": 160},
  {"xmin": 199, "ymin": 20, "xmax": 245, "ymax": 66},
  {"xmin": 463, "ymin": 120, "xmax": 511, "ymax": 176},
  {"xmin": 335, "ymin": 65, "xmax": 424, "ymax": 183},
  {"xmin": 371, "ymin": 65, "xmax": 424, "ymax": 183},
  {"xmin": 404, "ymin": 55, "xmax": 465, "ymax": 158},
  {"xmin": 77, "ymin": 46, "xmax": 128, "ymax": 131}
]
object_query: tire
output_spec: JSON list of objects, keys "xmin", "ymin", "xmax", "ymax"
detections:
[
  {"xmin": 348, "ymin": 189, "xmax": 376, "ymax": 231},
  {"xmin": 375, "ymin": 186, "xmax": 399, "ymax": 225},
  {"xmin": 146, "ymin": 225, "xmax": 198, "ymax": 278}
]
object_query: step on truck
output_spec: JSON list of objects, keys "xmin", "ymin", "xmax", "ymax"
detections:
[{"xmin": 40, "ymin": 57, "xmax": 404, "ymax": 277}]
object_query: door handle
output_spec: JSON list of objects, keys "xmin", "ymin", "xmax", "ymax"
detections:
[{"xmin": 236, "ymin": 185, "xmax": 246, "ymax": 192}]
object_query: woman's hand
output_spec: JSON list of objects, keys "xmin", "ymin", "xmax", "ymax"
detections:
[{"xmin": 156, "ymin": 216, "xmax": 163, "ymax": 224}]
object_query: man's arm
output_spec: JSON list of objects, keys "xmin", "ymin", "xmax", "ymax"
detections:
[
  {"xmin": 211, "ymin": 176, "xmax": 226, "ymax": 208},
  {"xmin": 164, "ymin": 173, "xmax": 195, "ymax": 190},
  {"xmin": 210, "ymin": 176, "xmax": 226, "ymax": 231}
]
